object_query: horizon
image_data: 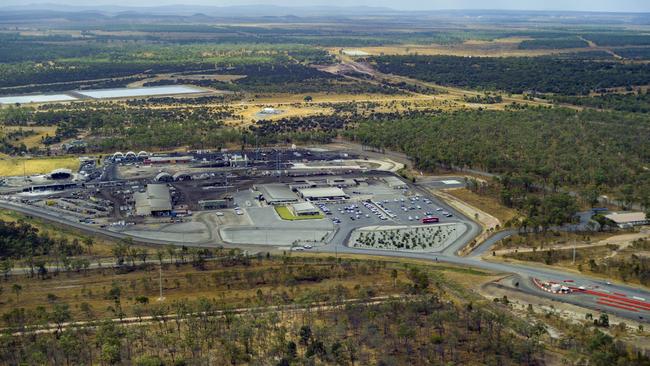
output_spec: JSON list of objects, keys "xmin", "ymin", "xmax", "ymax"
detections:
[{"xmin": 2, "ymin": 0, "xmax": 650, "ymax": 14}]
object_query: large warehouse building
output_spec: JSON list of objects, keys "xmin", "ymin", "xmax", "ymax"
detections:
[
  {"xmin": 257, "ymin": 184, "xmax": 299, "ymax": 205},
  {"xmin": 297, "ymin": 187, "xmax": 349, "ymax": 201},
  {"xmin": 605, "ymin": 212, "xmax": 648, "ymax": 228},
  {"xmin": 134, "ymin": 184, "xmax": 172, "ymax": 216}
]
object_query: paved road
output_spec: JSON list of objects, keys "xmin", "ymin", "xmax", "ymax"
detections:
[{"xmin": 2, "ymin": 186, "xmax": 649, "ymax": 322}]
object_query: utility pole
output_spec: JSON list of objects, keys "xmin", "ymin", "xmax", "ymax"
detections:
[{"xmin": 158, "ymin": 264, "xmax": 164, "ymax": 301}]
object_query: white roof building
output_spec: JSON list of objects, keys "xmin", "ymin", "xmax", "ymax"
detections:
[
  {"xmin": 291, "ymin": 202, "xmax": 320, "ymax": 216},
  {"xmin": 258, "ymin": 184, "xmax": 299, "ymax": 205},
  {"xmin": 605, "ymin": 212, "xmax": 648, "ymax": 228},
  {"xmin": 297, "ymin": 187, "xmax": 349, "ymax": 201}
]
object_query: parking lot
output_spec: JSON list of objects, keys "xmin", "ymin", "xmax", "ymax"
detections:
[
  {"xmin": 209, "ymin": 175, "xmax": 472, "ymax": 250},
  {"xmin": 317, "ymin": 188, "xmax": 466, "ymax": 248}
]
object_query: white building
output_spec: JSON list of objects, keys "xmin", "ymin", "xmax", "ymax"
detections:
[
  {"xmin": 291, "ymin": 202, "xmax": 320, "ymax": 216},
  {"xmin": 297, "ymin": 187, "xmax": 349, "ymax": 201},
  {"xmin": 605, "ymin": 212, "xmax": 649, "ymax": 228}
]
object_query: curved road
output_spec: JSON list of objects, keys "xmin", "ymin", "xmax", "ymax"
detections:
[{"xmin": 2, "ymin": 190, "xmax": 649, "ymax": 323}]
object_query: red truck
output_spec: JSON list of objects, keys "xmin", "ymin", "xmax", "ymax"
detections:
[{"xmin": 421, "ymin": 217, "xmax": 439, "ymax": 224}]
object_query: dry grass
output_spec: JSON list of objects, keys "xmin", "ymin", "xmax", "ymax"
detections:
[
  {"xmin": 337, "ymin": 39, "xmax": 593, "ymax": 58},
  {"xmin": 233, "ymin": 103, "xmax": 332, "ymax": 125},
  {"xmin": 0, "ymin": 259, "xmax": 403, "ymax": 320},
  {"xmin": 0, "ymin": 156, "xmax": 80, "ymax": 177},
  {"xmin": 127, "ymin": 73, "xmax": 246, "ymax": 88},
  {"xmin": 444, "ymin": 188, "xmax": 519, "ymax": 225},
  {"xmin": 2, "ymin": 126, "xmax": 57, "ymax": 148}
]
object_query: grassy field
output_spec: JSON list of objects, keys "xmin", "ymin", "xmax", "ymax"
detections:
[
  {"xmin": 2, "ymin": 126, "xmax": 57, "ymax": 149},
  {"xmin": 0, "ymin": 156, "xmax": 80, "ymax": 176},
  {"xmin": 274, "ymin": 205, "xmax": 324, "ymax": 220},
  {"xmin": 0, "ymin": 256, "xmax": 410, "ymax": 321},
  {"xmin": 333, "ymin": 38, "xmax": 594, "ymax": 58},
  {"xmin": 444, "ymin": 188, "xmax": 519, "ymax": 225}
]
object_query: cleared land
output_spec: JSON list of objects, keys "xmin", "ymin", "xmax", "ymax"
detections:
[
  {"xmin": 0, "ymin": 156, "xmax": 80, "ymax": 176},
  {"xmin": 330, "ymin": 38, "xmax": 594, "ymax": 58},
  {"xmin": 444, "ymin": 188, "xmax": 519, "ymax": 225}
]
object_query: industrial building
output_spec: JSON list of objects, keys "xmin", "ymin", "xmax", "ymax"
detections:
[
  {"xmin": 134, "ymin": 184, "xmax": 172, "ymax": 216},
  {"xmin": 289, "ymin": 177, "xmax": 358, "ymax": 191},
  {"xmin": 383, "ymin": 176, "xmax": 408, "ymax": 189},
  {"xmin": 297, "ymin": 187, "xmax": 349, "ymax": 201},
  {"xmin": 605, "ymin": 212, "xmax": 649, "ymax": 228},
  {"xmin": 291, "ymin": 202, "xmax": 320, "ymax": 216},
  {"xmin": 154, "ymin": 172, "xmax": 174, "ymax": 182},
  {"xmin": 145, "ymin": 156, "xmax": 193, "ymax": 165},
  {"xmin": 257, "ymin": 184, "xmax": 299, "ymax": 205}
]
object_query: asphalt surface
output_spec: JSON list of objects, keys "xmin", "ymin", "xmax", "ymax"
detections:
[{"xmin": 2, "ymin": 178, "xmax": 649, "ymax": 322}]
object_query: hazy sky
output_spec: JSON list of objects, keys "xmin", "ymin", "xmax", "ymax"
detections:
[{"xmin": 4, "ymin": 0, "xmax": 650, "ymax": 12}]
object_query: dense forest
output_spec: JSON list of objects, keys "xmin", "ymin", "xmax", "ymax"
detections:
[
  {"xmin": 0, "ymin": 252, "xmax": 647, "ymax": 366},
  {"xmin": 0, "ymin": 289, "xmax": 549, "ymax": 365},
  {"xmin": 345, "ymin": 108, "xmax": 650, "ymax": 205},
  {"xmin": 1, "ymin": 104, "xmax": 239, "ymax": 150},
  {"xmin": 371, "ymin": 55, "xmax": 650, "ymax": 95},
  {"xmin": 0, "ymin": 220, "xmax": 84, "ymax": 260},
  {"xmin": 582, "ymin": 33, "xmax": 650, "ymax": 46},
  {"xmin": 143, "ymin": 63, "xmax": 401, "ymax": 95},
  {"xmin": 614, "ymin": 47, "xmax": 650, "ymax": 60},
  {"xmin": 550, "ymin": 91, "xmax": 650, "ymax": 113},
  {"xmin": 0, "ymin": 41, "xmax": 332, "ymax": 90},
  {"xmin": 517, "ymin": 38, "xmax": 588, "ymax": 50}
]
